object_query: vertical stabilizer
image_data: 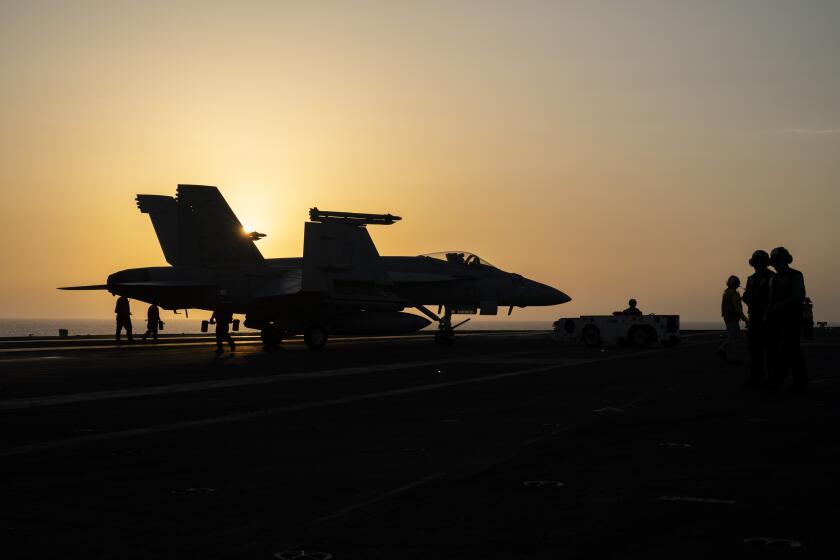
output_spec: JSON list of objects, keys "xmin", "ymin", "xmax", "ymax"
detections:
[
  {"xmin": 136, "ymin": 195, "xmax": 180, "ymax": 265},
  {"xmin": 302, "ymin": 216, "xmax": 394, "ymax": 293},
  {"xmin": 136, "ymin": 185, "xmax": 264, "ymax": 267}
]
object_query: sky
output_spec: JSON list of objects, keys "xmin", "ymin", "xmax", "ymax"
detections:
[{"xmin": 1, "ymin": 1, "xmax": 838, "ymax": 323}]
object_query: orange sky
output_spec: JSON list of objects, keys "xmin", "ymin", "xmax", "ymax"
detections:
[{"xmin": 1, "ymin": 2, "xmax": 838, "ymax": 322}]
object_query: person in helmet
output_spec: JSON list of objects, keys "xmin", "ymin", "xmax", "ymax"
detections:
[
  {"xmin": 768, "ymin": 247, "xmax": 807, "ymax": 391},
  {"xmin": 741, "ymin": 250, "xmax": 774, "ymax": 386},
  {"xmin": 142, "ymin": 302, "xmax": 161, "ymax": 343},
  {"xmin": 114, "ymin": 295, "xmax": 133, "ymax": 344},
  {"xmin": 210, "ymin": 300, "xmax": 236, "ymax": 355},
  {"xmin": 719, "ymin": 275, "xmax": 748, "ymax": 364},
  {"xmin": 622, "ymin": 299, "xmax": 642, "ymax": 316}
]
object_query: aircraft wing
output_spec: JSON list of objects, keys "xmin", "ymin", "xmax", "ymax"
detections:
[
  {"xmin": 58, "ymin": 281, "xmax": 219, "ymax": 291},
  {"xmin": 115, "ymin": 281, "xmax": 218, "ymax": 288}
]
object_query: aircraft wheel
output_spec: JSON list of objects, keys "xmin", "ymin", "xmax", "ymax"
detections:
[
  {"xmin": 304, "ymin": 326, "xmax": 328, "ymax": 350},
  {"xmin": 629, "ymin": 326, "xmax": 653, "ymax": 348},
  {"xmin": 261, "ymin": 327, "xmax": 282, "ymax": 348},
  {"xmin": 582, "ymin": 326, "xmax": 601, "ymax": 347},
  {"xmin": 435, "ymin": 331, "xmax": 455, "ymax": 346}
]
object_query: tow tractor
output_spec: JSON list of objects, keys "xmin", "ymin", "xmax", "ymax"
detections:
[{"xmin": 553, "ymin": 314, "xmax": 680, "ymax": 348}]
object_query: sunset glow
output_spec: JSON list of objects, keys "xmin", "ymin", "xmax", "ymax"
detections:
[{"xmin": 1, "ymin": 1, "xmax": 838, "ymax": 323}]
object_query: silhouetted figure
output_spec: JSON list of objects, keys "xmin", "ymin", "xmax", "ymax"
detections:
[
  {"xmin": 742, "ymin": 250, "xmax": 774, "ymax": 386},
  {"xmin": 768, "ymin": 247, "xmax": 807, "ymax": 392},
  {"xmin": 142, "ymin": 303, "xmax": 161, "ymax": 343},
  {"xmin": 719, "ymin": 275, "xmax": 747, "ymax": 364},
  {"xmin": 802, "ymin": 297, "xmax": 814, "ymax": 341},
  {"xmin": 210, "ymin": 302, "xmax": 235, "ymax": 354},
  {"xmin": 446, "ymin": 252, "xmax": 465, "ymax": 265},
  {"xmin": 114, "ymin": 295, "xmax": 133, "ymax": 344},
  {"xmin": 622, "ymin": 299, "xmax": 642, "ymax": 316}
]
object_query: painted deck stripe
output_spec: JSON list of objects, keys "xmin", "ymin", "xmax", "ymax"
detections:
[
  {"xmin": 316, "ymin": 472, "xmax": 447, "ymax": 523},
  {"xmin": 0, "ymin": 358, "xmax": 484, "ymax": 410},
  {"xmin": 0, "ymin": 331, "xmax": 546, "ymax": 354},
  {"xmin": 0, "ymin": 360, "xmax": 613, "ymax": 457},
  {"xmin": 0, "ymin": 357, "xmax": 586, "ymax": 412},
  {"xmin": 0, "ymin": 341, "xmax": 718, "ymax": 458}
]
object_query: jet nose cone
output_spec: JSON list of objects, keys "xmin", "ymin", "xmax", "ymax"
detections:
[
  {"xmin": 529, "ymin": 281, "xmax": 571, "ymax": 306},
  {"xmin": 551, "ymin": 288, "xmax": 572, "ymax": 305}
]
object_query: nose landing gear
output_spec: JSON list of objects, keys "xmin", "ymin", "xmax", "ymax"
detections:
[{"xmin": 417, "ymin": 305, "xmax": 470, "ymax": 346}]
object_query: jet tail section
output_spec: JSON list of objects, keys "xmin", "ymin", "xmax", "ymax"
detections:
[
  {"xmin": 136, "ymin": 195, "xmax": 180, "ymax": 265},
  {"xmin": 136, "ymin": 185, "xmax": 264, "ymax": 267}
]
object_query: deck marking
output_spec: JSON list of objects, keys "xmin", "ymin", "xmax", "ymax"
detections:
[
  {"xmin": 316, "ymin": 472, "xmax": 446, "ymax": 523},
  {"xmin": 0, "ymin": 356, "xmax": 520, "ymax": 410},
  {"xmin": 0, "ymin": 358, "xmax": 628, "ymax": 457},
  {"xmin": 521, "ymin": 423, "xmax": 577, "ymax": 447},
  {"xmin": 743, "ymin": 537, "xmax": 802, "ymax": 549},
  {"xmin": 0, "ymin": 353, "xmax": 607, "ymax": 411},
  {"xmin": 659, "ymin": 495, "xmax": 735, "ymax": 505},
  {"xmin": 0, "ymin": 356, "xmax": 65, "ymax": 363},
  {"xmin": 0, "ymin": 330, "xmax": 547, "ymax": 354},
  {"xmin": 0, "ymin": 343, "xmax": 713, "ymax": 457}
]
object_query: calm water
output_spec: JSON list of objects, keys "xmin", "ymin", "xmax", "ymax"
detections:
[{"xmin": 0, "ymin": 317, "xmax": 734, "ymax": 338}]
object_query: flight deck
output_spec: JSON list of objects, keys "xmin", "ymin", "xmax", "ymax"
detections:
[{"xmin": 1, "ymin": 330, "xmax": 838, "ymax": 558}]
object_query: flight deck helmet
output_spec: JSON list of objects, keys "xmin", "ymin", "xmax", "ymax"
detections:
[
  {"xmin": 727, "ymin": 275, "xmax": 741, "ymax": 289},
  {"xmin": 749, "ymin": 249, "xmax": 770, "ymax": 267},
  {"xmin": 770, "ymin": 246, "xmax": 793, "ymax": 266}
]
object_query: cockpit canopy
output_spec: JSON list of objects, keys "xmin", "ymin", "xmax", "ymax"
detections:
[{"xmin": 419, "ymin": 251, "xmax": 495, "ymax": 268}]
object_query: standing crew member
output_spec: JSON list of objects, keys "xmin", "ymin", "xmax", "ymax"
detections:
[
  {"xmin": 768, "ymin": 247, "xmax": 807, "ymax": 391},
  {"xmin": 114, "ymin": 295, "xmax": 133, "ymax": 344},
  {"xmin": 742, "ymin": 250, "xmax": 774, "ymax": 386},
  {"xmin": 210, "ymin": 302, "xmax": 236, "ymax": 355},
  {"xmin": 719, "ymin": 275, "xmax": 748, "ymax": 364},
  {"xmin": 802, "ymin": 298, "xmax": 814, "ymax": 341},
  {"xmin": 142, "ymin": 303, "xmax": 161, "ymax": 343},
  {"xmin": 623, "ymin": 299, "xmax": 642, "ymax": 316}
]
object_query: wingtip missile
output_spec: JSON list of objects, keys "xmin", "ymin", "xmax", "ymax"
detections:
[{"xmin": 309, "ymin": 207, "xmax": 401, "ymax": 225}]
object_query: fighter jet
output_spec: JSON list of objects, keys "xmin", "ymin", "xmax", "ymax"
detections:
[{"xmin": 61, "ymin": 185, "xmax": 570, "ymax": 349}]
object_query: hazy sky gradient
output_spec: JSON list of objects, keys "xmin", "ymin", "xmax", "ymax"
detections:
[{"xmin": 1, "ymin": 1, "xmax": 838, "ymax": 322}]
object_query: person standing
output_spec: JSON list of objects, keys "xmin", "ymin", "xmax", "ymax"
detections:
[
  {"xmin": 719, "ymin": 275, "xmax": 748, "ymax": 364},
  {"xmin": 210, "ymin": 302, "xmax": 236, "ymax": 354},
  {"xmin": 115, "ymin": 295, "xmax": 133, "ymax": 344},
  {"xmin": 741, "ymin": 250, "xmax": 774, "ymax": 387},
  {"xmin": 802, "ymin": 297, "xmax": 815, "ymax": 341},
  {"xmin": 142, "ymin": 303, "xmax": 161, "ymax": 343},
  {"xmin": 623, "ymin": 299, "xmax": 642, "ymax": 316},
  {"xmin": 768, "ymin": 247, "xmax": 807, "ymax": 392}
]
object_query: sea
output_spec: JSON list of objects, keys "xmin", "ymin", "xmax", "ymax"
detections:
[{"xmin": 0, "ymin": 317, "xmax": 733, "ymax": 338}]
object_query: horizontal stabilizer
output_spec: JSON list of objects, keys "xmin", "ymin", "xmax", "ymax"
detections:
[
  {"xmin": 136, "ymin": 185, "xmax": 264, "ymax": 267},
  {"xmin": 57, "ymin": 285, "xmax": 108, "ymax": 290}
]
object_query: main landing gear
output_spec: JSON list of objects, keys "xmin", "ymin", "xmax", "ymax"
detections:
[{"xmin": 260, "ymin": 324, "xmax": 329, "ymax": 351}]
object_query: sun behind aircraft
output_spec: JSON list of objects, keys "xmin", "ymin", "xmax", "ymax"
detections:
[{"xmin": 61, "ymin": 185, "xmax": 570, "ymax": 349}]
